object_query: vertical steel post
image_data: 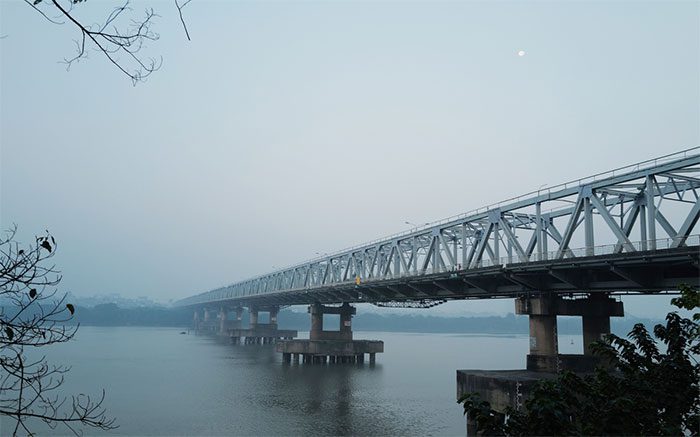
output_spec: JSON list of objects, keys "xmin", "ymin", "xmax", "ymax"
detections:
[
  {"xmin": 536, "ymin": 202, "xmax": 542, "ymax": 261},
  {"xmin": 453, "ymin": 237, "xmax": 458, "ymax": 269},
  {"xmin": 584, "ymin": 196, "xmax": 594, "ymax": 256},
  {"xmin": 493, "ymin": 223, "xmax": 500, "ymax": 262},
  {"xmin": 432, "ymin": 235, "xmax": 439, "ymax": 273},
  {"xmin": 640, "ymin": 204, "xmax": 648, "ymax": 250},
  {"xmin": 646, "ymin": 175, "xmax": 656, "ymax": 249},
  {"xmin": 461, "ymin": 224, "xmax": 467, "ymax": 269},
  {"xmin": 394, "ymin": 244, "xmax": 400, "ymax": 277},
  {"xmin": 412, "ymin": 236, "xmax": 418, "ymax": 275}
]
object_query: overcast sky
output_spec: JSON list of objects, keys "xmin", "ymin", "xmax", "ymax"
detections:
[{"xmin": 1, "ymin": 1, "xmax": 698, "ymax": 317}]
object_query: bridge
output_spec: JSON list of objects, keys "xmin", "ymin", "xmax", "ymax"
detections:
[
  {"xmin": 177, "ymin": 147, "xmax": 699, "ymax": 309},
  {"xmin": 177, "ymin": 147, "xmax": 700, "ymax": 371}
]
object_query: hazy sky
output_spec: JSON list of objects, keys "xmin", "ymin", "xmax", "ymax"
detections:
[{"xmin": 1, "ymin": 1, "xmax": 698, "ymax": 317}]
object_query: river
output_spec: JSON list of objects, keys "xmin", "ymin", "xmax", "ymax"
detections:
[{"xmin": 4, "ymin": 327, "xmax": 583, "ymax": 436}]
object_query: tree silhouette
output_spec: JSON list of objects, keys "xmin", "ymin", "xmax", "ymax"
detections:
[{"xmin": 0, "ymin": 225, "xmax": 116, "ymax": 435}]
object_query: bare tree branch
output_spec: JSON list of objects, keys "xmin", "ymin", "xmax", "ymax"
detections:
[
  {"xmin": 0, "ymin": 225, "xmax": 117, "ymax": 435},
  {"xmin": 24, "ymin": 0, "xmax": 196, "ymax": 84},
  {"xmin": 25, "ymin": 0, "xmax": 162, "ymax": 84},
  {"xmin": 175, "ymin": 0, "xmax": 193, "ymax": 41},
  {"xmin": 22, "ymin": 0, "xmax": 65, "ymax": 26}
]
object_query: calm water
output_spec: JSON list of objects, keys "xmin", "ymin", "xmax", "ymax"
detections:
[{"xmin": 6, "ymin": 327, "xmax": 583, "ymax": 436}]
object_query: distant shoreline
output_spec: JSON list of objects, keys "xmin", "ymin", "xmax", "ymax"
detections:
[{"xmin": 65, "ymin": 303, "xmax": 662, "ymax": 336}]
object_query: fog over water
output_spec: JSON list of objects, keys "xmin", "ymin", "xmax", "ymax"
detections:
[{"xmin": 4, "ymin": 327, "xmax": 584, "ymax": 436}]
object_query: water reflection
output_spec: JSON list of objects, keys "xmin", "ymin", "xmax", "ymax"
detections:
[{"xmin": 28, "ymin": 327, "xmax": 556, "ymax": 435}]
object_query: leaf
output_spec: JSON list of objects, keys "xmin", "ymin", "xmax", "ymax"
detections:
[
  {"xmin": 33, "ymin": 0, "xmax": 42, "ymax": 4},
  {"xmin": 18, "ymin": 250, "xmax": 24, "ymax": 255},
  {"xmin": 66, "ymin": 303, "xmax": 75, "ymax": 315},
  {"xmin": 5, "ymin": 327, "xmax": 13, "ymax": 341},
  {"xmin": 29, "ymin": 288, "xmax": 37, "ymax": 299},
  {"xmin": 40, "ymin": 240, "xmax": 52, "ymax": 252}
]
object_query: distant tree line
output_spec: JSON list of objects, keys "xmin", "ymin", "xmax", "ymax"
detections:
[{"xmin": 69, "ymin": 303, "xmax": 192, "ymax": 327}]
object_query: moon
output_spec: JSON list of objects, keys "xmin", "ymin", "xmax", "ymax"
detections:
[{"xmin": 517, "ymin": 50, "xmax": 526, "ymax": 57}]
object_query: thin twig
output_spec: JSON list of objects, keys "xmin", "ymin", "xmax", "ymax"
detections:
[{"xmin": 175, "ymin": 0, "xmax": 193, "ymax": 41}]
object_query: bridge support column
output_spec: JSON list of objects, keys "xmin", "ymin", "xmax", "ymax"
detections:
[
  {"xmin": 529, "ymin": 313, "xmax": 558, "ymax": 356},
  {"xmin": 278, "ymin": 303, "xmax": 381, "ymax": 364},
  {"xmin": 249, "ymin": 308, "xmax": 258, "ymax": 329},
  {"xmin": 202, "ymin": 308, "xmax": 213, "ymax": 332},
  {"xmin": 583, "ymin": 316, "xmax": 610, "ymax": 355},
  {"xmin": 228, "ymin": 306, "xmax": 297, "ymax": 345},
  {"xmin": 269, "ymin": 306, "xmax": 279, "ymax": 330},
  {"xmin": 459, "ymin": 295, "xmax": 623, "ymax": 433},
  {"xmin": 203, "ymin": 308, "xmax": 210, "ymax": 323},
  {"xmin": 516, "ymin": 296, "xmax": 559, "ymax": 372},
  {"xmin": 309, "ymin": 303, "xmax": 324, "ymax": 340},
  {"xmin": 579, "ymin": 293, "xmax": 621, "ymax": 355},
  {"xmin": 309, "ymin": 302, "xmax": 356, "ymax": 340},
  {"xmin": 219, "ymin": 307, "xmax": 227, "ymax": 335},
  {"xmin": 516, "ymin": 293, "xmax": 624, "ymax": 372},
  {"xmin": 193, "ymin": 310, "xmax": 200, "ymax": 331},
  {"xmin": 339, "ymin": 303, "xmax": 354, "ymax": 340},
  {"xmin": 235, "ymin": 307, "xmax": 243, "ymax": 328}
]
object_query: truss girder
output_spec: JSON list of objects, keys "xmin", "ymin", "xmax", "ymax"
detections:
[{"xmin": 176, "ymin": 150, "xmax": 700, "ymax": 308}]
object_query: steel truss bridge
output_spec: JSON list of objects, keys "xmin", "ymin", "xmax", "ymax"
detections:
[{"xmin": 176, "ymin": 148, "xmax": 700, "ymax": 309}]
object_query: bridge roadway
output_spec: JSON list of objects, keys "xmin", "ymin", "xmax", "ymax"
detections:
[{"xmin": 176, "ymin": 147, "xmax": 700, "ymax": 309}]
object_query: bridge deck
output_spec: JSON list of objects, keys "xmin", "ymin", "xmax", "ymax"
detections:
[{"xmin": 185, "ymin": 245, "xmax": 699, "ymax": 307}]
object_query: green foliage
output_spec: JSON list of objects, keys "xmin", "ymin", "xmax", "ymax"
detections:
[{"xmin": 458, "ymin": 286, "xmax": 700, "ymax": 436}]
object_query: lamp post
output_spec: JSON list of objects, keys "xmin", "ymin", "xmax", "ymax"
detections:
[{"xmin": 404, "ymin": 220, "xmax": 429, "ymax": 229}]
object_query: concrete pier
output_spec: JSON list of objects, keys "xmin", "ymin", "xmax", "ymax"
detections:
[
  {"xmin": 194, "ymin": 307, "xmax": 221, "ymax": 333},
  {"xmin": 229, "ymin": 325, "xmax": 297, "ymax": 345},
  {"xmin": 228, "ymin": 306, "xmax": 297, "ymax": 344},
  {"xmin": 457, "ymin": 293, "xmax": 624, "ymax": 433},
  {"xmin": 514, "ymin": 293, "xmax": 623, "ymax": 372},
  {"xmin": 457, "ymin": 370, "xmax": 558, "ymax": 413},
  {"xmin": 277, "ymin": 303, "xmax": 384, "ymax": 364},
  {"xmin": 277, "ymin": 339, "xmax": 383, "ymax": 364},
  {"xmin": 194, "ymin": 306, "xmax": 298, "ymax": 344}
]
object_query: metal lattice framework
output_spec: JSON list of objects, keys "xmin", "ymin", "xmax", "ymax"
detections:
[
  {"xmin": 372, "ymin": 299, "xmax": 447, "ymax": 309},
  {"xmin": 176, "ymin": 148, "xmax": 700, "ymax": 308}
]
